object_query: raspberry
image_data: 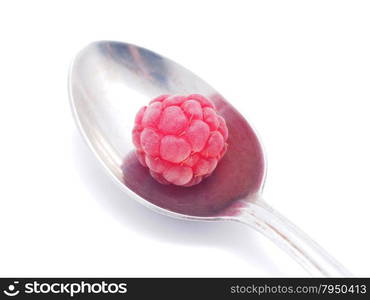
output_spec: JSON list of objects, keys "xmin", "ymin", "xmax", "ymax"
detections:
[{"xmin": 132, "ymin": 94, "xmax": 228, "ymax": 187}]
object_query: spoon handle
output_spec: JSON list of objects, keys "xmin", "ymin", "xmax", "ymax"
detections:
[{"xmin": 234, "ymin": 197, "xmax": 352, "ymax": 277}]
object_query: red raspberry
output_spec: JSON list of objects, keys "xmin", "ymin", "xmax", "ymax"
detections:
[{"xmin": 132, "ymin": 94, "xmax": 229, "ymax": 187}]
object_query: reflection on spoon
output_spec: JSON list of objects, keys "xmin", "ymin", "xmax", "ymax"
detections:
[{"xmin": 122, "ymin": 94, "xmax": 264, "ymax": 217}]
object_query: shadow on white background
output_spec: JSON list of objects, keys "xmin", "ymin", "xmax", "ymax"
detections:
[{"xmin": 72, "ymin": 132, "xmax": 298, "ymax": 276}]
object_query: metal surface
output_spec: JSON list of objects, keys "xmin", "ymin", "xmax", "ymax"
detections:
[
  {"xmin": 69, "ymin": 41, "xmax": 265, "ymax": 220},
  {"xmin": 69, "ymin": 41, "xmax": 350, "ymax": 276}
]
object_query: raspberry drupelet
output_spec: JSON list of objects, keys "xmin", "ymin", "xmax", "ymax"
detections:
[{"xmin": 132, "ymin": 94, "xmax": 229, "ymax": 187}]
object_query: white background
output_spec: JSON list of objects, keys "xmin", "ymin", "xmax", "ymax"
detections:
[{"xmin": 0, "ymin": 0, "xmax": 369, "ymax": 277}]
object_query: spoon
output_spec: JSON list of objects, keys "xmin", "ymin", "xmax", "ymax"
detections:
[{"xmin": 69, "ymin": 41, "xmax": 351, "ymax": 276}]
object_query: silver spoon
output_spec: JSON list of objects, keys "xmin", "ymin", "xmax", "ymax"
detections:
[{"xmin": 69, "ymin": 41, "xmax": 351, "ymax": 276}]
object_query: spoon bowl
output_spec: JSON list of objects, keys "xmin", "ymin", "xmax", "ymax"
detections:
[{"xmin": 69, "ymin": 41, "xmax": 351, "ymax": 276}]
